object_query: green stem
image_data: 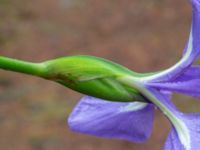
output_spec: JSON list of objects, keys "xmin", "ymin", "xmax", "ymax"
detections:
[{"xmin": 0, "ymin": 56, "xmax": 48, "ymax": 78}]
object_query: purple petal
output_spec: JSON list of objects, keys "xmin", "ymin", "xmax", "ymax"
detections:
[
  {"xmin": 174, "ymin": 65, "xmax": 200, "ymax": 81},
  {"xmin": 164, "ymin": 114, "xmax": 200, "ymax": 150},
  {"xmin": 183, "ymin": 0, "xmax": 200, "ymax": 59},
  {"xmin": 161, "ymin": 90, "xmax": 172, "ymax": 99},
  {"xmin": 191, "ymin": 0, "xmax": 200, "ymax": 58},
  {"xmin": 68, "ymin": 96, "xmax": 154, "ymax": 142},
  {"xmin": 146, "ymin": 65, "xmax": 200, "ymax": 98},
  {"xmin": 146, "ymin": 79, "xmax": 200, "ymax": 98},
  {"xmin": 142, "ymin": 0, "xmax": 200, "ymax": 82},
  {"xmin": 143, "ymin": 87, "xmax": 200, "ymax": 150}
]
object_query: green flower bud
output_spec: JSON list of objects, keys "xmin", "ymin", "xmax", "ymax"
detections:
[{"xmin": 44, "ymin": 55, "xmax": 146, "ymax": 102}]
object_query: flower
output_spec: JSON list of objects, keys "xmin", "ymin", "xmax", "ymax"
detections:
[
  {"xmin": 68, "ymin": 0, "xmax": 200, "ymax": 150},
  {"xmin": 0, "ymin": 1, "xmax": 199, "ymax": 150}
]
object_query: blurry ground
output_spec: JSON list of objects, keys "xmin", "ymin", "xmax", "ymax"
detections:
[{"xmin": 0, "ymin": 0, "xmax": 199, "ymax": 150}]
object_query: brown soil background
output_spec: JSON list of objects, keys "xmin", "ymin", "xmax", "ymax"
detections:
[{"xmin": 0, "ymin": 0, "xmax": 199, "ymax": 150}]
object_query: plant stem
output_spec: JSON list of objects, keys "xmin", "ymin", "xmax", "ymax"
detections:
[{"xmin": 0, "ymin": 56, "xmax": 48, "ymax": 78}]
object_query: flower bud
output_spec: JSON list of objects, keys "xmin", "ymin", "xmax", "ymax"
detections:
[{"xmin": 44, "ymin": 55, "xmax": 145, "ymax": 102}]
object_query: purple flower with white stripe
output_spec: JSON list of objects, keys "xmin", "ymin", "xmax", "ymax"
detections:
[
  {"xmin": 68, "ymin": 1, "xmax": 200, "ymax": 150},
  {"xmin": 0, "ymin": 0, "xmax": 199, "ymax": 150}
]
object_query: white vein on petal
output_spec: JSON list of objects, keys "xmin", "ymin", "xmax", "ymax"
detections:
[
  {"xmin": 119, "ymin": 102, "xmax": 148, "ymax": 113},
  {"xmin": 174, "ymin": 118, "xmax": 191, "ymax": 150}
]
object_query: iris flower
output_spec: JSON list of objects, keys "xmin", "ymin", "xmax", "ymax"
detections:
[
  {"xmin": 0, "ymin": 0, "xmax": 200, "ymax": 150},
  {"xmin": 68, "ymin": 1, "xmax": 200, "ymax": 150}
]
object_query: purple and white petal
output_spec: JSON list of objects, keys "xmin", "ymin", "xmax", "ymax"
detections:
[
  {"xmin": 164, "ymin": 113, "xmax": 200, "ymax": 150},
  {"xmin": 146, "ymin": 65, "xmax": 200, "ymax": 98},
  {"xmin": 140, "ymin": 87, "xmax": 200, "ymax": 150},
  {"xmin": 146, "ymin": 79, "xmax": 200, "ymax": 98},
  {"xmin": 174, "ymin": 65, "xmax": 200, "ymax": 81},
  {"xmin": 68, "ymin": 96, "xmax": 154, "ymax": 142},
  {"xmin": 141, "ymin": 0, "xmax": 200, "ymax": 82}
]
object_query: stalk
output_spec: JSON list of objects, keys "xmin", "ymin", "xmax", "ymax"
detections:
[{"xmin": 0, "ymin": 56, "xmax": 48, "ymax": 78}]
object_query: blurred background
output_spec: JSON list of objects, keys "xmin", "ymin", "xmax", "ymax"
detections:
[{"xmin": 0, "ymin": 0, "xmax": 199, "ymax": 150}]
